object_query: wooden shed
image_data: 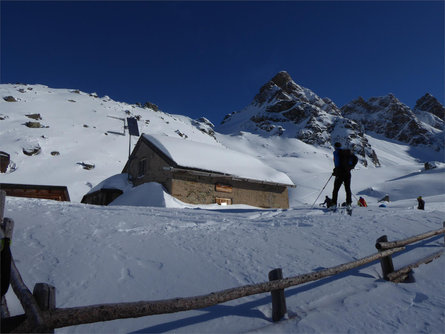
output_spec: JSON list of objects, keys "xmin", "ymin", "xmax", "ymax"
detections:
[
  {"xmin": 0, "ymin": 183, "xmax": 70, "ymax": 202},
  {"xmin": 81, "ymin": 174, "xmax": 129, "ymax": 205},
  {"xmin": 0, "ymin": 151, "xmax": 10, "ymax": 173},
  {"xmin": 122, "ymin": 134, "xmax": 295, "ymax": 209}
]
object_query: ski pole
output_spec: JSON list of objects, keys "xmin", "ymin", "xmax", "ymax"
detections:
[{"xmin": 311, "ymin": 174, "xmax": 333, "ymax": 208}]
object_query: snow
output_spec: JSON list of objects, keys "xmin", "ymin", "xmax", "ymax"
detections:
[
  {"xmin": 143, "ymin": 134, "xmax": 294, "ymax": 186},
  {"xmin": 1, "ymin": 84, "xmax": 445, "ymax": 333}
]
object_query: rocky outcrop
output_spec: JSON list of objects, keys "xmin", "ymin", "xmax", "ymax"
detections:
[
  {"xmin": 193, "ymin": 117, "xmax": 216, "ymax": 138},
  {"xmin": 3, "ymin": 96, "xmax": 17, "ymax": 102},
  {"xmin": 219, "ymin": 71, "xmax": 379, "ymax": 166},
  {"xmin": 23, "ymin": 144, "xmax": 41, "ymax": 156},
  {"xmin": 342, "ymin": 94, "xmax": 444, "ymax": 151},
  {"xmin": 414, "ymin": 93, "xmax": 444, "ymax": 121},
  {"xmin": 413, "ymin": 93, "xmax": 444, "ymax": 131}
]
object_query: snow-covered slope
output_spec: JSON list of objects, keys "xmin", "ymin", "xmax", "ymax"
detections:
[
  {"xmin": 3, "ymin": 185, "xmax": 444, "ymax": 333},
  {"xmin": 1, "ymin": 82, "xmax": 445, "ymax": 334},
  {"xmin": 0, "ymin": 84, "xmax": 218, "ymax": 201}
]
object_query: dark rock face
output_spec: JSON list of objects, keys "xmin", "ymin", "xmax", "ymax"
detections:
[
  {"xmin": 414, "ymin": 93, "xmax": 445, "ymax": 121},
  {"xmin": 342, "ymin": 94, "xmax": 444, "ymax": 151},
  {"xmin": 143, "ymin": 101, "xmax": 160, "ymax": 112},
  {"xmin": 193, "ymin": 117, "xmax": 216, "ymax": 138},
  {"xmin": 220, "ymin": 71, "xmax": 379, "ymax": 166}
]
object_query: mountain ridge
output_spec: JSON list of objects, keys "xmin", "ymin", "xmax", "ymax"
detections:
[{"xmin": 218, "ymin": 71, "xmax": 444, "ymax": 160}]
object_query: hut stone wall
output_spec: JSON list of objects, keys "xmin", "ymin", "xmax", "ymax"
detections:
[
  {"xmin": 170, "ymin": 173, "xmax": 289, "ymax": 208},
  {"xmin": 124, "ymin": 138, "xmax": 290, "ymax": 209}
]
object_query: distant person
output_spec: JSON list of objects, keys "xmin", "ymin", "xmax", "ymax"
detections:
[
  {"xmin": 357, "ymin": 196, "xmax": 368, "ymax": 207},
  {"xmin": 321, "ymin": 196, "xmax": 333, "ymax": 208},
  {"xmin": 417, "ymin": 196, "xmax": 425, "ymax": 210},
  {"xmin": 330, "ymin": 142, "xmax": 358, "ymax": 209}
]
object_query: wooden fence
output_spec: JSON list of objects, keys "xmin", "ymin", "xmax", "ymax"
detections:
[{"xmin": 1, "ymin": 190, "xmax": 444, "ymax": 333}]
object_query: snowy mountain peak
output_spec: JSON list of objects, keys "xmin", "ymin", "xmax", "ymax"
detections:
[
  {"xmin": 218, "ymin": 72, "xmax": 379, "ymax": 167},
  {"xmin": 342, "ymin": 94, "xmax": 444, "ymax": 150},
  {"xmin": 414, "ymin": 93, "xmax": 445, "ymax": 121}
]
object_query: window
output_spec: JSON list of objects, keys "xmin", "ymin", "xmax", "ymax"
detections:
[
  {"xmin": 215, "ymin": 183, "xmax": 233, "ymax": 193},
  {"xmin": 216, "ymin": 197, "xmax": 232, "ymax": 206},
  {"xmin": 138, "ymin": 159, "xmax": 146, "ymax": 178}
]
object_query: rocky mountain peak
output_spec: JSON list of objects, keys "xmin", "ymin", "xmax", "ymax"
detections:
[
  {"xmin": 342, "ymin": 94, "xmax": 444, "ymax": 151},
  {"xmin": 270, "ymin": 71, "xmax": 297, "ymax": 92},
  {"xmin": 414, "ymin": 93, "xmax": 445, "ymax": 121},
  {"xmin": 219, "ymin": 71, "xmax": 380, "ymax": 167}
]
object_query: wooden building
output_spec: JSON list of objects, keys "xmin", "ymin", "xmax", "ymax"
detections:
[
  {"xmin": 0, "ymin": 151, "xmax": 10, "ymax": 173},
  {"xmin": 121, "ymin": 134, "xmax": 295, "ymax": 209},
  {"xmin": 0, "ymin": 183, "xmax": 70, "ymax": 202},
  {"xmin": 81, "ymin": 174, "xmax": 128, "ymax": 205}
]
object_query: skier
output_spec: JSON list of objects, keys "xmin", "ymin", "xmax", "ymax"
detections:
[
  {"xmin": 330, "ymin": 142, "xmax": 358, "ymax": 210},
  {"xmin": 321, "ymin": 195, "xmax": 333, "ymax": 208},
  {"xmin": 357, "ymin": 196, "xmax": 368, "ymax": 207},
  {"xmin": 417, "ymin": 196, "xmax": 425, "ymax": 210}
]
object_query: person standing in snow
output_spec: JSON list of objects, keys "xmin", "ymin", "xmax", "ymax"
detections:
[
  {"xmin": 330, "ymin": 142, "xmax": 357, "ymax": 209},
  {"xmin": 357, "ymin": 196, "xmax": 368, "ymax": 207},
  {"xmin": 417, "ymin": 196, "xmax": 425, "ymax": 210}
]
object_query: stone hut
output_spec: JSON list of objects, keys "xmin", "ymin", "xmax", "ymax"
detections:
[{"xmin": 121, "ymin": 134, "xmax": 295, "ymax": 209}]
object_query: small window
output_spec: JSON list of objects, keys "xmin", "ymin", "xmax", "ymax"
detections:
[
  {"xmin": 215, "ymin": 183, "xmax": 233, "ymax": 193},
  {"xmin": 138, "ymin": 159, "xmax": 146, "ymax": 178},
  {"xmin": 216, "ymin": 197, "xmax": 232, "ymax": 206}
]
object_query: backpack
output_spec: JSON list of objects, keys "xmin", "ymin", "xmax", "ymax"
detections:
[{"xmin": 339, "ymin": 149, "xmax": 358, "ymax": 170}]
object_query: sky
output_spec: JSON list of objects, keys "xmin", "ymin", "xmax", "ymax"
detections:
[{"xmin": 1, "ymin": 1, "xmax": 444, "ymax": 124}]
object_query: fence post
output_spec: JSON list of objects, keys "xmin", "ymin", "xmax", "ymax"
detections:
[
  {"xmin": 33, "ymin": 283, "xmax": 56, "ymax": 333},
  {"xmin": 268, "ymin": 268, "xmax": 287, "ymax": 322},
  {"xmin": 443, "ymin": 222, "xmax": 445, "ymax": 244},
  {"xmin": 376, "ymin": 235, "xmax": 394, "ymax": 280}
]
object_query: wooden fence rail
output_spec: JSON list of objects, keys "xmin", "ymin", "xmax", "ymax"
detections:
[
  {"xmin": 1, "ymin": 188, "xmax": 444, "ymax": 333},
  {"xmin": 375, "ymin": 226, "xmax": 445, "ymax": 250},
  {"xmin": 375, "ymin": 222, "xmax": 445, "ymax": 283},
  {"xmin": 6, "ymin": 247, "xmax": 404, "ymax": 332}
]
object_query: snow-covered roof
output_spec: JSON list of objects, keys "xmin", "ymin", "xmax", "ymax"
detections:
[
  {"xmin": 143, "ymin": 134, "xmax": 294, "ymax": 186},
  {"xmin": 86, "ymin": 173, "xmax": 133, "ymax": 194}
]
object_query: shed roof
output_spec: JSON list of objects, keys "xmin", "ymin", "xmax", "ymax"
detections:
[{"xmin": 142, "ymin": 134, "xmax": 294, "ymax": 187}]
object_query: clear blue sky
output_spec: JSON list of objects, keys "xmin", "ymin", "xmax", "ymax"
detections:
[{"xmin": 1, "ymin": 1, "xmax": 444, "ymax": 124}]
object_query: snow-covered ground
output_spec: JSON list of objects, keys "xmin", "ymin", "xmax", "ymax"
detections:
[
  {"xmin": 1, "ymin": 84, "xmax": 445, "ymax": 333},
  {"xmin": 3, "ymin": 190, "xmax": 445, "ymax": 333}
]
